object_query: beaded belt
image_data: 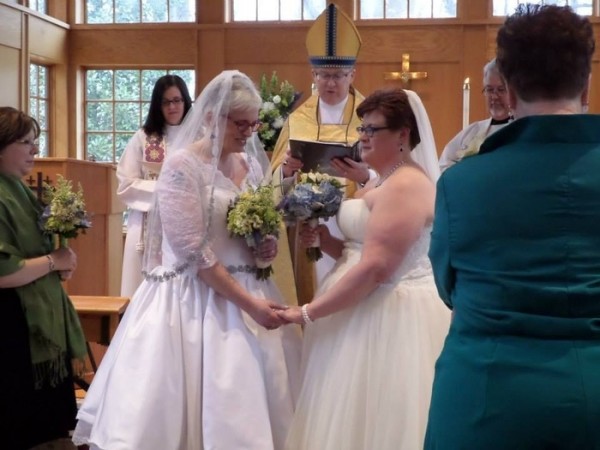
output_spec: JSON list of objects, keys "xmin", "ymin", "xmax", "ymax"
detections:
[{"xmin": 225, "ymin": 264, "xmax": 258, "ymax": 275}]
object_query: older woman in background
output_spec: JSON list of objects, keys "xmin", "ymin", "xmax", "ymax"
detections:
[
  {"xmin": 438, "ymin": 58, "xmax": 511, "ymax": 172},
  {"xmin": 0, "ymin": 107, "xmax": 86, "ymax": 449},
  {"xmin": 426, "ymin": 5, "xmax": 600, "ymax": 449}
]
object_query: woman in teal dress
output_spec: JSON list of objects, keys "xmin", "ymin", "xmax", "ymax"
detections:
[
  {"xmin": 0, "ymin": 107, "xmax": 87, "ymax": 449},
  {"xmin": 425, "ymin": 5, "xmax": 600, "ymax": 449}
]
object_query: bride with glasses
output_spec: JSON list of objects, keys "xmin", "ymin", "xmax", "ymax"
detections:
[
  {"xmin": 73, "ymin": 70, "xmax": 301, "ymax": 450},
  {"xmin": 279, "ymin": 88, "xmax": 451, "ymax": 450}
]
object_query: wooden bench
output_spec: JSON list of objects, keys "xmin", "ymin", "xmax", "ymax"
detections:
[{"xmin": 70, "ymin": 295, "xmax": 130, "ymax": 390}]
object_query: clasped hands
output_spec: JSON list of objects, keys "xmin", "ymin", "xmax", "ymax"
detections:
[{"xmin": 51, "ymin": 246, "xmax": 77, "ymax": 281}]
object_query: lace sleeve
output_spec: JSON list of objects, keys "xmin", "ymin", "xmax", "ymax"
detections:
[{"xmin": 156, "ymin": 150, "xmax": 216, "ymax": 271}]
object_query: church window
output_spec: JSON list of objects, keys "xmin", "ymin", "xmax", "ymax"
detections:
[
  {"xmin": 84, "ymin": 69, "xmax": 195, "ymax": 163},
  {"xmin": 29, "ymin": 63, "xmax": 50, "ymax": 158},
  {"xmin": 493, "ymin": 0, "xmax": 593, "ymax": 16},
  {"xmin": 85, "ymin": 0, "xmax": 195, "ymax": 24}
]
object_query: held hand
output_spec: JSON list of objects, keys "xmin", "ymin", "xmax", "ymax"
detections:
[
  {"xmin": 254, "ymin": 235, "xmax": 278, "ymax": 262},
  {"xmin": 248, "ymin": 298, "xmax": 287, "ymax": 330},
  {"xmin": 282, "ymin": 148, "xmax": 303, "ymax": 178},
  {"xmin": 299, "ymin": 222, "xmax": 328, "ymax": 248},
  {"xmin": 331, "ymin": 158, "xmax": 370, "ymax": 185},
  {"xmin": 51, "ymin": 247, "xmax": 77, "ymax": 272},
  {"xmin": 277, "ymin": 306, "xmax": 304, "ymax": 325},
  {"xmin": 59, "ymin": 270, "xmax": 74, "ymax": 281}
]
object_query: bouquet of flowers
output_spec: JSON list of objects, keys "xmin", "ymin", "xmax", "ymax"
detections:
[
  {"xmin": 278, "ymin": 171, "xmax": 344, "ymax": 261},
  {"xmin": 227, "ymin": 184, "xmax": 282, "ymax": 280},
  {"xmin": 258, "ymin": 72, "xmax": 302, "ymax": 152},
  {"xmin": 39, "ymin": 175, "xmax": 92, "ymax": 248}
]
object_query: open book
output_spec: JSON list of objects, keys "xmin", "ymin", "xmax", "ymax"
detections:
[{"xmin": 289, "ymin": 139, "xmax": 361, "ymax": 176}]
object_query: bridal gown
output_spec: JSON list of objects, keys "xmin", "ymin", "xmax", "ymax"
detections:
[
  {"xmin": 285, "ymin": 198, "xmax": 451, "ymax": 450},
  {"xmin": 73, "ymin": 150, "xmax": 301, "ymax": 450}
]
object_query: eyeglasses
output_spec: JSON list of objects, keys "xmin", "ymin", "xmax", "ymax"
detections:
[
  {"xmin": 162, "ymin": 97, "xmax": 184, "ymax": 107},
  {"xmin": 356, "ymin": 125, "xmax": 390, "ymax": 138},
  {"xmin": 314, "ymin": 71, "xmax": 352, "ymax": 83},
  {"xmin": 482, "ymin": 86, "xmax": 507, "ymax": 96},
  {"xmin": 228, "ymin": 117, "xmax": 262, "ymax": 133},
  {"xmin": 15, "ymin": 138, "xmax": 39, "ymax": 147}
]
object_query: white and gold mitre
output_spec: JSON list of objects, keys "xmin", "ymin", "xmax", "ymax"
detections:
[{"xmin": 306, "ymin": 3, "xmax": 362, "ymax": 69}]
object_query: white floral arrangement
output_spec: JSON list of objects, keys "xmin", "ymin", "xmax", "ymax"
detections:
[{"xmin": 258, "ymin": 72, "xmax": 301, "ymax": 152}]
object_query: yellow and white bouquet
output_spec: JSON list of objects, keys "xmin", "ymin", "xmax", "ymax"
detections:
[
  {"xmin": 227, "ymin": 184, "xmax": 282, "ymax": 280},
  {"xmin": 258, "ymin": 72, "xmax": 301, "ymax": 152},
  {"xmin": 39, "ymin": 175, "xmax": 92, "ymax": 248}
]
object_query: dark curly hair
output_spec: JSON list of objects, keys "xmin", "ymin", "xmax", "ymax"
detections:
[
  {"xmin": 143, "ymin": 74, "xmax": 193, "ymax": 137},
  {"xmin": 496, "ymin": 4, "xmax": 595, "ymax": 102},
  {"xmin": 0, "ymin": 107, "xmax": 40, "ymax": 153},
  {"xmin": 356, "ymin": 88, "xmax": 420, "ymax": 149}
]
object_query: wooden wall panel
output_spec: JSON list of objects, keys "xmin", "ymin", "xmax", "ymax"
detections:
[
  {"xmin": 0, "ymin": 46, "xmax": 20, "ymax": 106},
  {"xmin": 0, "ymin": 4, "xmax": 21, "ymax": 49},
  {"xmin": 69, "ymin": 26, "xmax": 198, "ymax": 66},
  {"xmin": 29, "ymin": 15, "xmax": 67, "ymax": 62}
]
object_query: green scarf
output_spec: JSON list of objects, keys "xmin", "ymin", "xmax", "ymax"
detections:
[{"xmin": 0, "ymin": 174, "xmax": 86, "ymax": 388}]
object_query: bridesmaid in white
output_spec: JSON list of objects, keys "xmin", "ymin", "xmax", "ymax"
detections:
[
  {"xmin": 279, "ymin": 88, "xmax": 451, "ymax": 450},
  {"xmin": 73, "ymin": 70, "xmax": 301, "ymax": 450},
  {"xmin": 117, "ymin": 74, "xmax": 192, "ymax": 298}
]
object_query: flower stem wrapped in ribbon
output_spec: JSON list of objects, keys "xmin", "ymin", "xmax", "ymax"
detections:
[
  {"xmin": 278, "ymin": 171, "xmax": 344, "ymax": 261},
  {"xmin": 258, "ymin": 72, "xmax": 302, "ymax": 152},
  {"xmin": 39, "ymin": 175, "xmax": 92, "ymax": 248},
  {"xmin": 226, "ymin": 184, "xmax": 283, "ymax": 281}
]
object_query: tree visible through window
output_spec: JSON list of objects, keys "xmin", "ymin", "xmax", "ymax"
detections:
[
  {"xmin": 231, "ymin": 0, "xmax": 325, "ymax": 21},
  {"xmin": 360, "ymin": 0, "xmax": 457, "ymax": 19},
  {"xmin": 85, "ymin": 69, "xmax": 195, "ymax": 163},
  {"xmin": 29, "ymin": 63, "xmax": 49, "ymax": 158},
  {"xmin": 86, "ymin": 0, "xmax": 195, "ymax": 23},
  {"xmin": 493, "ymin": 0, "xmax": 594, "ymax": 16},
  {"xmin": 28, "ymin": 0, "xmax": 47, "ymax": 14}
]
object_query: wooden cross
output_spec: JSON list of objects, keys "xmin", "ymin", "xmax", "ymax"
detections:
[
  {"xmin": 25, "ymin": 171, "xmax": 52, "ymax": 201},
  {"xmin": 384, "ymin": 53, "xmax": 428, "ymax": 84}
]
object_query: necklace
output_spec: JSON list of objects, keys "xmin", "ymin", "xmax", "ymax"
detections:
[{"xmin": 375, "ymin": 161, "xmax": 404, "ymax": 187}]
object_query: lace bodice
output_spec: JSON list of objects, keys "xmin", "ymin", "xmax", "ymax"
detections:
[
  {"xmin": 337, "ymin": 199, "xmax": 433, "ymax": 282},
  {"xmin": 155, "ymin": 149, "xmax": 264, "ymax": 275}
]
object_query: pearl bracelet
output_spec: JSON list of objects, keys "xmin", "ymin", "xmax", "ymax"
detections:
[
  {"xmin": 46, "ymin": 254, "xmax": 55, "ymax": 272},
  {"xmin": 301, "ymin": 304, "xmax": 314, "ymax": 325}
]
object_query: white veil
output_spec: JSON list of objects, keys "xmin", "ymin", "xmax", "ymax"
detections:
[
  {"xmin": 405, "ymin": 90, "xmax": 440, "ymax": 183},
  {"xmin": 141, "ymin": 70, "xmax": 270, "ymax": 281}
]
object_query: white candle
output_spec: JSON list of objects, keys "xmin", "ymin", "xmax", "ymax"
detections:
[{"xmin": 462, "ymin": 77, "xmax": 470, "ymax": 130}]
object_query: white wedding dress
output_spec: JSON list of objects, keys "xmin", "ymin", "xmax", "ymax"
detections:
[
  {"xmin": 73, "ymin": 150, "xmax": 302, "ymax": 450},
  {"xmin": 285, "ymin": 199, "xmax": 451, "ymax": 450}
]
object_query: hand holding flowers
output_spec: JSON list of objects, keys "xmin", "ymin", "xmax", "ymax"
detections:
[
  {"xmin": 226, "ymin": 184, "xmax": 283, "ymax": 280},
  {"xmin": 278, "ymin": 171, "xmax": 344, "ymax": 261}
]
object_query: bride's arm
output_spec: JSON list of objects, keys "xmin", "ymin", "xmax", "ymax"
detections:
[{"xmin": 283, "ymin": 167, "xmax": 434, "ymax": 323}]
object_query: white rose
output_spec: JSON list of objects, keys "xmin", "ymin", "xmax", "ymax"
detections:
[
  {"xmin": 273, "ymin": 95, "xmax": 281, "ymax": 104},
  {"xmin": 273, "ymin": 117, "xmax": 284, "ymax": 129},
  {"xmin": 262, "ymin": 101, "xmax": 275, "ymax": 111}
]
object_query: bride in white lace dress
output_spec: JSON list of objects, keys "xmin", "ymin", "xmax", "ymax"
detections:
[
  {"xmin": 72, "ymin": 71, "xmax": 301, "ymax": 450},
  {"xmin": 279, "ymin": 88, "xmax": 451, "ymax": 450}
]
